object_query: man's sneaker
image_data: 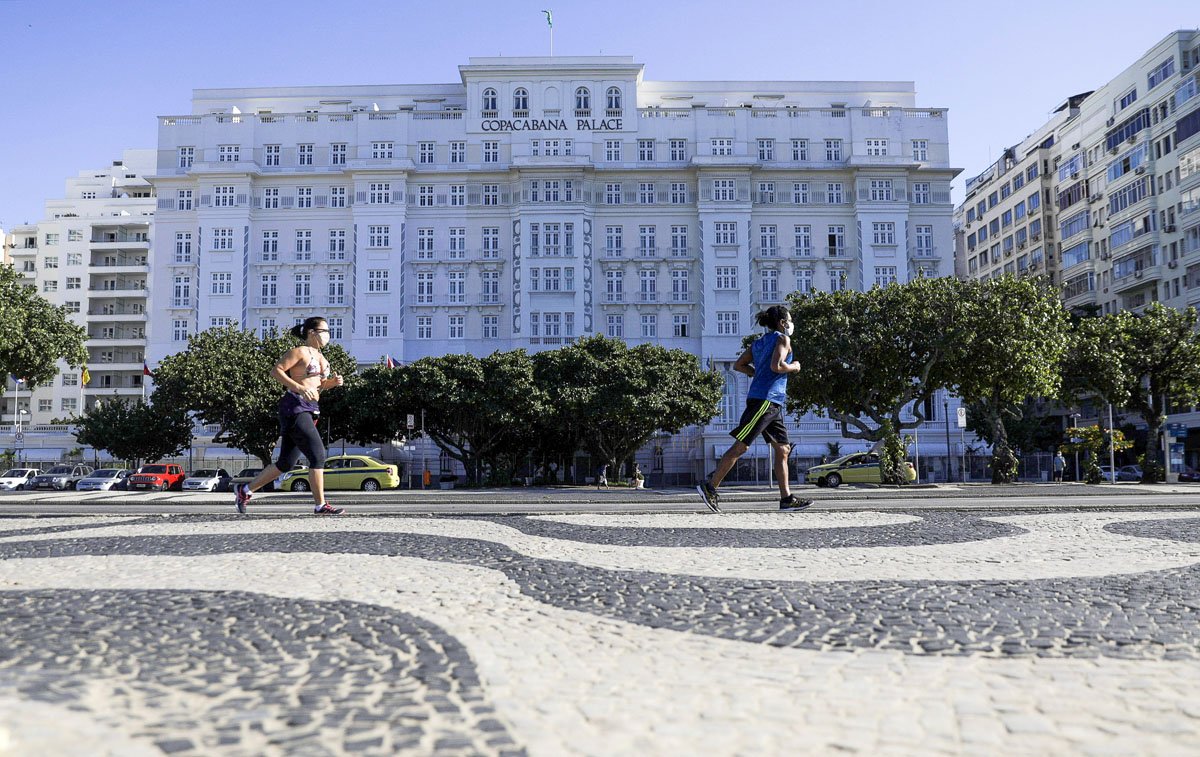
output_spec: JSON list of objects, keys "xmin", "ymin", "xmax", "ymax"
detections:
[
  {"xmin": 696, "ymin": 481, "xmax": 722, "ymax": 513},
  {"xmin": 314, "ymin": 503, "xmax": 345, "ymax": 515},
  {"xmin": 234, "ymin": 484, "xmax": 251, "ymax": 514},
  {"xmin": 780, "ymin": 494, "xmax": 814, "ymax": 511}
]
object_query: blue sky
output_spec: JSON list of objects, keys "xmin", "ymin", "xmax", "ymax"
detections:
[{"xmin": 0, "ymin": 0, "xmax": 1195, "ymax": 227}]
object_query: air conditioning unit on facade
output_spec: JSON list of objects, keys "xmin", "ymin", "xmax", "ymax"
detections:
[
  {"xmin": 1101, "ymin": 251, "xmax": 1110, "ymax": 260},
  {"xmin": 1135, "ymin": 166, "xmax": 1145, "ymax": 174},
  {"xmin": 1107, "ymin": 118, "xmax": 1115, "ymax": 127},
  {"xmin": 1134, "ymin": 269, "xmax": 1143, "ymax": 278},
  {"xmin": 1072, "ymin": 143, "xmax": 1080, "ymax": 150},
  {"xmin": 1110, "ymin": 147, "xmax": 1119, "ymax": 154},
  {"xmin": 1166, "ymin": 224, "xmax": 1177, "ymax": 232},
  {"xmin": 1168, "ymin": 260, "xmax": 1178, "ymax": 268}
]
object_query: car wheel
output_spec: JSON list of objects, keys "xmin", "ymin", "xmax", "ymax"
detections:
[
  {"xmin": 825, "ymin": 472, "xmax": 842, "ymax": 488},
  {"xmin": 291, "ymin": 479, "xmax": 310, "ymax": 492},
  {"xmin": 361, "ymin": 478, "xmax": 381, "ymax": 492},
  {"xmin": 156, "ymin": 481, "xmax": 166, "ymax": 492}
]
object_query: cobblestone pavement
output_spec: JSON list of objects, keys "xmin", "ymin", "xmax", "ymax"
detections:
[{"xmin": 0, "ymin": 509, "xmax": 1198, "ymax": 755}]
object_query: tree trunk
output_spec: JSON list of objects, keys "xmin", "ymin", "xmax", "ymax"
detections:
[
  {"xmin": 990, "ymin": 419, "xmax": 1018, "ymax": 484},
  {"xmin": 1142, "ymin": 411, "xmax": 1165, "ymax": 483}
]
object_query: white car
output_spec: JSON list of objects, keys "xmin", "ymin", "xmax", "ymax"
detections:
[
  {"xmin": 76, "ymin": 468, "xmax": 131, "ymax": 491},
  {"xmin": 0, "ymin": 468, "xmax": 40, "ymax": 491},
  {"xmin": 182, "ymin": 468, "xmax": 232, "ymax": 492}
]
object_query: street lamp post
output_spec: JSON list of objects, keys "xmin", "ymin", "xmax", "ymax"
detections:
[
  {"xmin": 1070, "ymin": 413, "xmax": 1081, "ymax": 481},
  {"xmin": 943, "ymin": 398, "xmax": 952, "ymax": 483}
]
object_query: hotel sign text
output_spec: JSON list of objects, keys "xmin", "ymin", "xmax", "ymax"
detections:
[{"xmin": 481, "ymin": 118, "xmax": 624, "ymax": 132}]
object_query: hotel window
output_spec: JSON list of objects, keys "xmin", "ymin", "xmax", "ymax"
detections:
[
  {"xmin": 673, "ymin": 314, "xmax": 689, "ymax": 338},
  {"xmin": 296, "ymin": 186, "xmax": 313, "ymax": 208},
  {"xmin": 263, "ymin": 187, "xmax": 280, "ymax": 209},
  {"xmin": 483, "ymin": 184, "xmax": 499, "ymax": 206},
  {"xmin": 261, "ymin": 231, "xmax": 278, "ymax": 260},
  {"xmin": 715, "ymin": 266, "xmax": 738, "ymax": 289},
  {"xmin": 327, "ymin": 317, "xmax": 343, "ymax": 340},
  {"xmin": 912, "ymin": 140, "xmax": 928, "ymax": 161},
  {"xmin": 874, "ymin": 266, "xmax": 898, "ymax": 287},
  {"xmin": 605, "ymin": 182, "xmax": 622, "ymax": 205},
  {"xmin": 482, "ymin": 271, "xmax": 500, "ymax": 303},
  {"xmin": 483, "ymin": 140, "xmax": 499, "ymax": 163},
  {"xmin": 529, "ymin": 224, "xmax": 540, "ymax": 257},
  {"xmin": 669, "ymin": 139, "xmax": 686, "ymax": 161},
  {"xmin": 794, "ymin": 225, "xmax": 812, "ymax": 256},
  {"xmin": 513, "ymin": 88, "xmax": 529, "ymax": 113},
  {"xmin": 761, "ymin": 268, "xmax": 779, "ymax": 299},
  {"xmin": 915, "ymin": 225, "xmax": 933, "ymax": 254},
  {"xmin": 294, "ymin": 273, "xmax": 311, "ymax": 305},
  {"xmin": 328, "ymin": 273, "xmax": 345, "ymax": 304},
  {"xmin": 214, "ymin": 185, "xmax": 235, "ymax": 207},
  {"xmin": 178, "ymin": 146, "xmax": 194, "ymax": 168},
  {"xmin": 1148, "ymin": 57, "xmax": 1175, "ymax": 89},
  {"xmin": 606, "ymin": 270, "xmax": 623, "ymax": 301},
  {"xmin": 638, "ymin": 182, "xmax": 655, "ymax": 204},
  {"xmin": 710, "ymin": 138, "xmax": 733, "ymax": 156},
  {"xmin": 795, "ymin": 269, "xmax": 814, "ymax": 294},
  {"xmin": 716, "ymin": 311, "xmax": 739, "ymax": 335},
  {"xmin": 264, "ymin": 144, "xmax": 281, "ymax": 166},
  {"xmin": 827, "ymin": 182, "xmax": 844, "ymax": 203},
  {"xmin": 792, "ymin": 182, "xmax": 809, "ymax": 204},
  {"xmin": 829, "ymin": 270, "xmax": 847, "ymax": 292},
  {"xmin": 368, "ymin": 225, "xmax": 390, "ymax": 248},
  {"xmin": 450, "ymin": 141, "xmax": 466, "ymax": 163},
  {"xmin": 368, "ymin": 269, "xmax": 389, "ymax": 293},
  {"xmin": 295, "ymin": 230, "xmax": 312, "ymax": 260},
  {"xmin": 712, "ymin": 179, "xmax": 736, "ymax": 201},
  {"xmin": 868, "ymin": 180, "xmax": 893, "ymax": 201},
  {"xmin": 639, "ymin": 269, "xmax": 657, "ymax": 300},
  {"xmin": 639, "ymin": 225, "xmax": 656, "ymax": 255},
  {"xmin": 606, "ymin": 86, "xmax": 622, "ymax": 111},
  {"xmin": 912, "ymin": 182, "xmax": 931, "ymax": 204},
  {"xmin": 418, "ymin": 142, "xmax": 435, "ymax": 164},
  {"xmin": 671, "ymin": 270, "xmax": 689, "ymax": 301},
  {"xmin": 372, "ymin": 141, "xmax": 394, "ymax": 160},
  {"xmin": 757, "ymin": 139, "xmax": 774, "ymax": 161},
  {"xmin": 174, "ymin": 232, "xmax": 193, "ymax": 263},
  {"xmin": 758, "ymin": 182, "xmax": 775, "ymax": 203},
  {"xmin": 828, "ymin": 225, "xmax": 846, "ymax": 255},
  {"xmin": 369, "ymin": 182, "xmax": 390, "ymax": 204},
  {"xmin": 259, "ymin": 274, "xmax": 276, "ymax": 305},
  {"xmin": 606, "ymin": 315, "xmax": 624, "ymax": 338},
  {"xmin": 65, "ymin": 276, "xmax": 80, "ymax": 290},
  {"xmin": 177, "ymin": 189, "xmax": 193, "ymax": 210},
  {"xmin": 529, "ymin": 267, "xmax": 540, "ymax": 291},
  {"xmin": 367, "ymin": 315, "xmax": 388, "ymax": 338},
  {"xmin": 211, "ymin": 272, "xmax": 232, "ymax": 295},
  {"xmin": 416, "ymin": 273, "xmax": 434, "ymax": 304},
  {"xmin": 448, "ymin": 315, "xmax": 465, "ymax": 339},
  {"xmin": 638, "ymin": 139, "xmax": 655, "ymax": 161},
  {"xmin": 759, "ymin": 225, "xmax": 778, "ymax": 255},
  {"xmin": 714, "ymin": 222, "xmax": 737, "ymax": 245},
  {"xmin": 671, "ymin": 225, "xmax": 688, "ymax": 256},
  {"xmin": 482, "ymin": 316, "xmax": 498, "ymax": 339},
  {"xmin": 66, "ymin": 252, "xmax": 81, "ymax": 265},
  {"xmin": 670, "ymin": 182, "xmax": 688, "ymax": 204},
  {"xmin": 543, "ymin": 268, "xmax": 561, "ymax": 291},
  {"xmin": 872, "ymin": 222, "xmax": 896, "ymax": 245},
  {"xmin": 61, "ymin": 398, "xmax": 77, "ymax": 413},
  {"xmin": 825, "ymin": 139, "xmax": 843, "ymax": 161},
  {"xmin": 172, "ymin": 274, "xmax": 192, "ymax": 305},
  {"xmin": 641, "ymin": 314, "xmax": 657, "ymax": 338},
  {"xmin": 213, "ymin": 228, "xmax": 233, "ymax": 251},
  {"xmin": 328, "ymin": 229, "xmax": 346, "ymax": 259},
  {"xmin": 330, "ymin": 143, "xmax": 347, "ymax": 165},
  {"xmin": 605, "ymin": 140, "xmax": 621, "ymax": 161},
  {"xmin": 297, "ymin": 143, "xmax": 313, "ymax": 165},
  {"xmin": 218, "ymin": 144, "xmax": 240, "ymax": 162},
  {"xmin": 865, "ymin": 138, "xmax": 888, "ymax": 156},
  {"xmin": 417, "ymin": 228, "xmax": 435, "ymax": 260},
  {"xmin": 417, "ymin": 316, "xmax": 432, "ymax": 339},
  {"xmin": 791, "ymin": 139, "xmax": 808, "ymax": 161},
  {"xmin": 43, "ymin": 256, "xmax": 58, "ymax": 269},
  {"xmin": 173, "ymin": 319, "xmax": 189, "ymax": 341},
  {"xmin": 330, "ymin": 186, "xmax": 347, "ymax": 208},
  {"xmin": 450, "ymin": 184, "xmax": 465, "ymax": 206},
  {"xmin": 482, "ymin": 88, "xmax": 498, "ymax": 114},
  {"xmin": 418, "ymin": 185, "xmax": 434, "ymax": 206},
  {"xmin": 483, "ymin": 227, "xmax": 500, "ymax": 258},
  {"xmin": 42, "ymin": 280, "xmax": 57, "ymax": 293},
  {"xmin": 575, "ymin": 87, "xmax": 591, "ymax": 112},
  {"xmin": 605, "ymin": 226, "xmax": 623, "ymax": 256},
  {"xmin": 449, "ymin": 228, "xmax": 466, "ymax": 259}
]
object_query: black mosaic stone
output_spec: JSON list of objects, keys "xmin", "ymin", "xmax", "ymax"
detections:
[
  {"xmin": 1105, "ymin": 517, "xmax": 1200, "ymax": 543},
  {"xmin": 0, "ymin": 590, "xmax": 525, "ymax": 756}
]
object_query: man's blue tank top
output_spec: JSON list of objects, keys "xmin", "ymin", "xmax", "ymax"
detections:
[{"xmin": 747, "ymin": 331, "xmax": 791, "ymax": 405}]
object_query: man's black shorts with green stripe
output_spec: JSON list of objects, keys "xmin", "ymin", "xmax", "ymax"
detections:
[{"xmin": 730, "ymin": 398, "xmax": 789, "ymax": 445}]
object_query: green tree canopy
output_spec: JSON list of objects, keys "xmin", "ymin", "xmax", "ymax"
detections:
[
  {"xmin": 150, "ymin": 325, "xmax": 356, "ymax": 465},
  {"xmin": 72, "ymin": 399, "xmax": 193, "ymax": 469},
  {"xmin": 0, "ymin": 264, "xmax": 88, "ymax": 389}
]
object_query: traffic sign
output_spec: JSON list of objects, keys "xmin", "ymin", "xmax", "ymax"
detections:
[
  {"xmin": 13, "ymin": 431, "xmax": 24, "ymax": 449},
  {"xmin": 956, "ymin": 407, "xmax": 967, "ymax": 428},
  {"xmin": 406, "ymin": 413, "xmax": 415, "ymax": 430},
  {"xmin": 1166, "ymin": 423, "xmax": 1189, "ymax": 437}
]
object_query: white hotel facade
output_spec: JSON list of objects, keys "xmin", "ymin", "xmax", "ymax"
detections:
[{"xmin": 144, "ymin": 56, "xmax": 963, "ymax": 481}]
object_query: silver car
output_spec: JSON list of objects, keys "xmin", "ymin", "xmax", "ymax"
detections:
[
  {"xmin": 30, "ymin": 464, "xmax": 94, "ymax": 490},
  {"xmin": 76, "ymin": 468, "xmax": 131, "ymax": 491}
]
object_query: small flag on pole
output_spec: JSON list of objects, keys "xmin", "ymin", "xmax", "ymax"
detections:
[
  {"xmin": 10, "ymin": 375, "xmax": 24, "ymax": 385},
  {"xmin": 81, "ymin": 367, "xmax": 91, "ymax": 385},
  {"xmin": 143, "ymin": 361, "xmax": 152, "ymax": 377},
  {"xmin": 542, "ymin": 9, "xmax": 552, "ymax": 27},
  {"xmin": 385, "ymin": 354, "xmax": 397, "ymax": 369}
]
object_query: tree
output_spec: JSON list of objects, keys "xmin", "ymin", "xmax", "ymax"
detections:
[
  {"xmin": 1061, "ymin": 424, "xmax": 1132, "ymax": 484},
  {"xmin": 0, "ymin": 264, "xmax": 88, "ymax": 389},
  {"xmin": 150, "ymin": 325, "xmax": 357, "ymax": 465},
  {"xmin": 72, "ymin": 399, "xmax": 193, "ymax": 468},
  {"xmin": 951, "ymin": 277, "xmax": 1070, "ymax": 483},
  {"xmin": 551, "ymin": 335, "xmax": 723, "ymax": 477},
  {"xmin": 786, "ymin": 277, "xmax": 966, "ymax": 473}
]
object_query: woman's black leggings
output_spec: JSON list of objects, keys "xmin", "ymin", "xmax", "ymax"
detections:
[{"xmin": 276, "ymin": 411, "xmax": 327, "ymax": 470}]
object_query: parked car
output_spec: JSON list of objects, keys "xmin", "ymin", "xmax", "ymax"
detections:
[
  {"xmin": 1099, "ymin": 465, "xmax": 1118, "ymax": 482},
  {"xmin": 127, "ymin": 464, "xmax": 188, "ymax": 491},
  {"xmin": 0, "ymin": 468, "xmax": 41, "ymax": 491},
  {"xmin": 182, "ymin": 468, "xmax": 232, "ymax": 492},
  {"xmin": 1178, "ymin": 466, "xmax": 1200, "ymax": 482},
  {"xmin": 1117, "ymin": 465, "xmax": 1143, "ymax": 482},
  {"xmin": 30, "ymin": 464, "xmax": 93, "ymax": 490},
  {"xmin": 76, "ymin": 468, "xmax": 130, "ymax": 491},
  {"xmin": 279, "ymin": 455, "xmax": 400, "ymax": 492},
  {"xmin": 804, "ymin": 452, "xmax": 917, "ymax": 488},
  {"xmin": 230, "ymin": 467, "xmax": 273, "ymax": 493}
]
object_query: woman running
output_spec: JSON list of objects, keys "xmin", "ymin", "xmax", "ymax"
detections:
[{"xmin": 234, "ymin": 316, "xmax": 344, "ymax": 515}]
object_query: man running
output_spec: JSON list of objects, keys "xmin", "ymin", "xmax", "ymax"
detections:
[
  {"xmin": 234, "ymin": 317, "xmax": 345, "ymax": 515},
  {"xmin": 697, "ymin": 305, "xmax": 813, "ymax": 514}
]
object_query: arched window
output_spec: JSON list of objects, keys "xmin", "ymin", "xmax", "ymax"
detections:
[
  {"xmin": 606, "ymin": 87, "xmax": 622, "ymax": 112},
  {"xmin": 513, "ymin": 88, "xmax": 529, "ymax": 113},
  {"xmin": 575, "ymin": 87, "xmax": 591, "ymax": 112},
  {"xmin": 482, "ymin": 88, "xmax": 497, "ymax": 114}
]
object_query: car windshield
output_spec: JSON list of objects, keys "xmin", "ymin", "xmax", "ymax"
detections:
[
  {"xmin": 192, "ymin": 469, "xmax": 218, "ymax": 477},
  {"xmin": 142, "ymin": 465, "xmax": 168, "ymax": 473},
  {"xmin": 236, "ymin": 468, "xmax": 261, "ymax": 477},
  {"xmin": 46, "ymin": 466, "xmax": 72, "ymax": 474},
  {"xmin": 2, "ymin": 469, "xmax": 29, "ymax": 477},
  {"xmin": 92, "ymin": 469, "xmax": 123, "ymax": 477}
]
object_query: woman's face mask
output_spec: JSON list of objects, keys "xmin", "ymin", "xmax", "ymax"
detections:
[{"xmin": 784, "ymin": 322, "xmax": 794, "ymax": 336}]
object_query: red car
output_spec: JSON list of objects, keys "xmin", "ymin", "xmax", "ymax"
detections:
[{"xmin": 127, "ymin": 464, "xmax": 187, "ymax": 491}]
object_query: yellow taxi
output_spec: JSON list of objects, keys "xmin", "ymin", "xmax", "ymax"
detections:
[
  {"xmin": 804, "ymin": 452, "xmax": 917, "ymax": 488},
  {"xmin": 280, "ymin": 455, "xmax": 400, "ymax": 492}
]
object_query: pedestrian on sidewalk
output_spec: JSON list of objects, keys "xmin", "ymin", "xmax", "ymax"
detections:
[
  {"xmin": 233, "ymin": 316, "xmax": 345, "ymax": 515},
  {"xmin": 597, "ymin": 463, "xmax": 609, "ymax": 489},
  {"xmin": 1052, "ymin": 450, "xmax": 1066, "ymax": 482},
  {"xmin": 631, "ymin": 462, "xmax": 644, "ymax": 489},
  {"xmin": 696, "ymin": 305, "xmax": 813, "ymax": 514}
]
